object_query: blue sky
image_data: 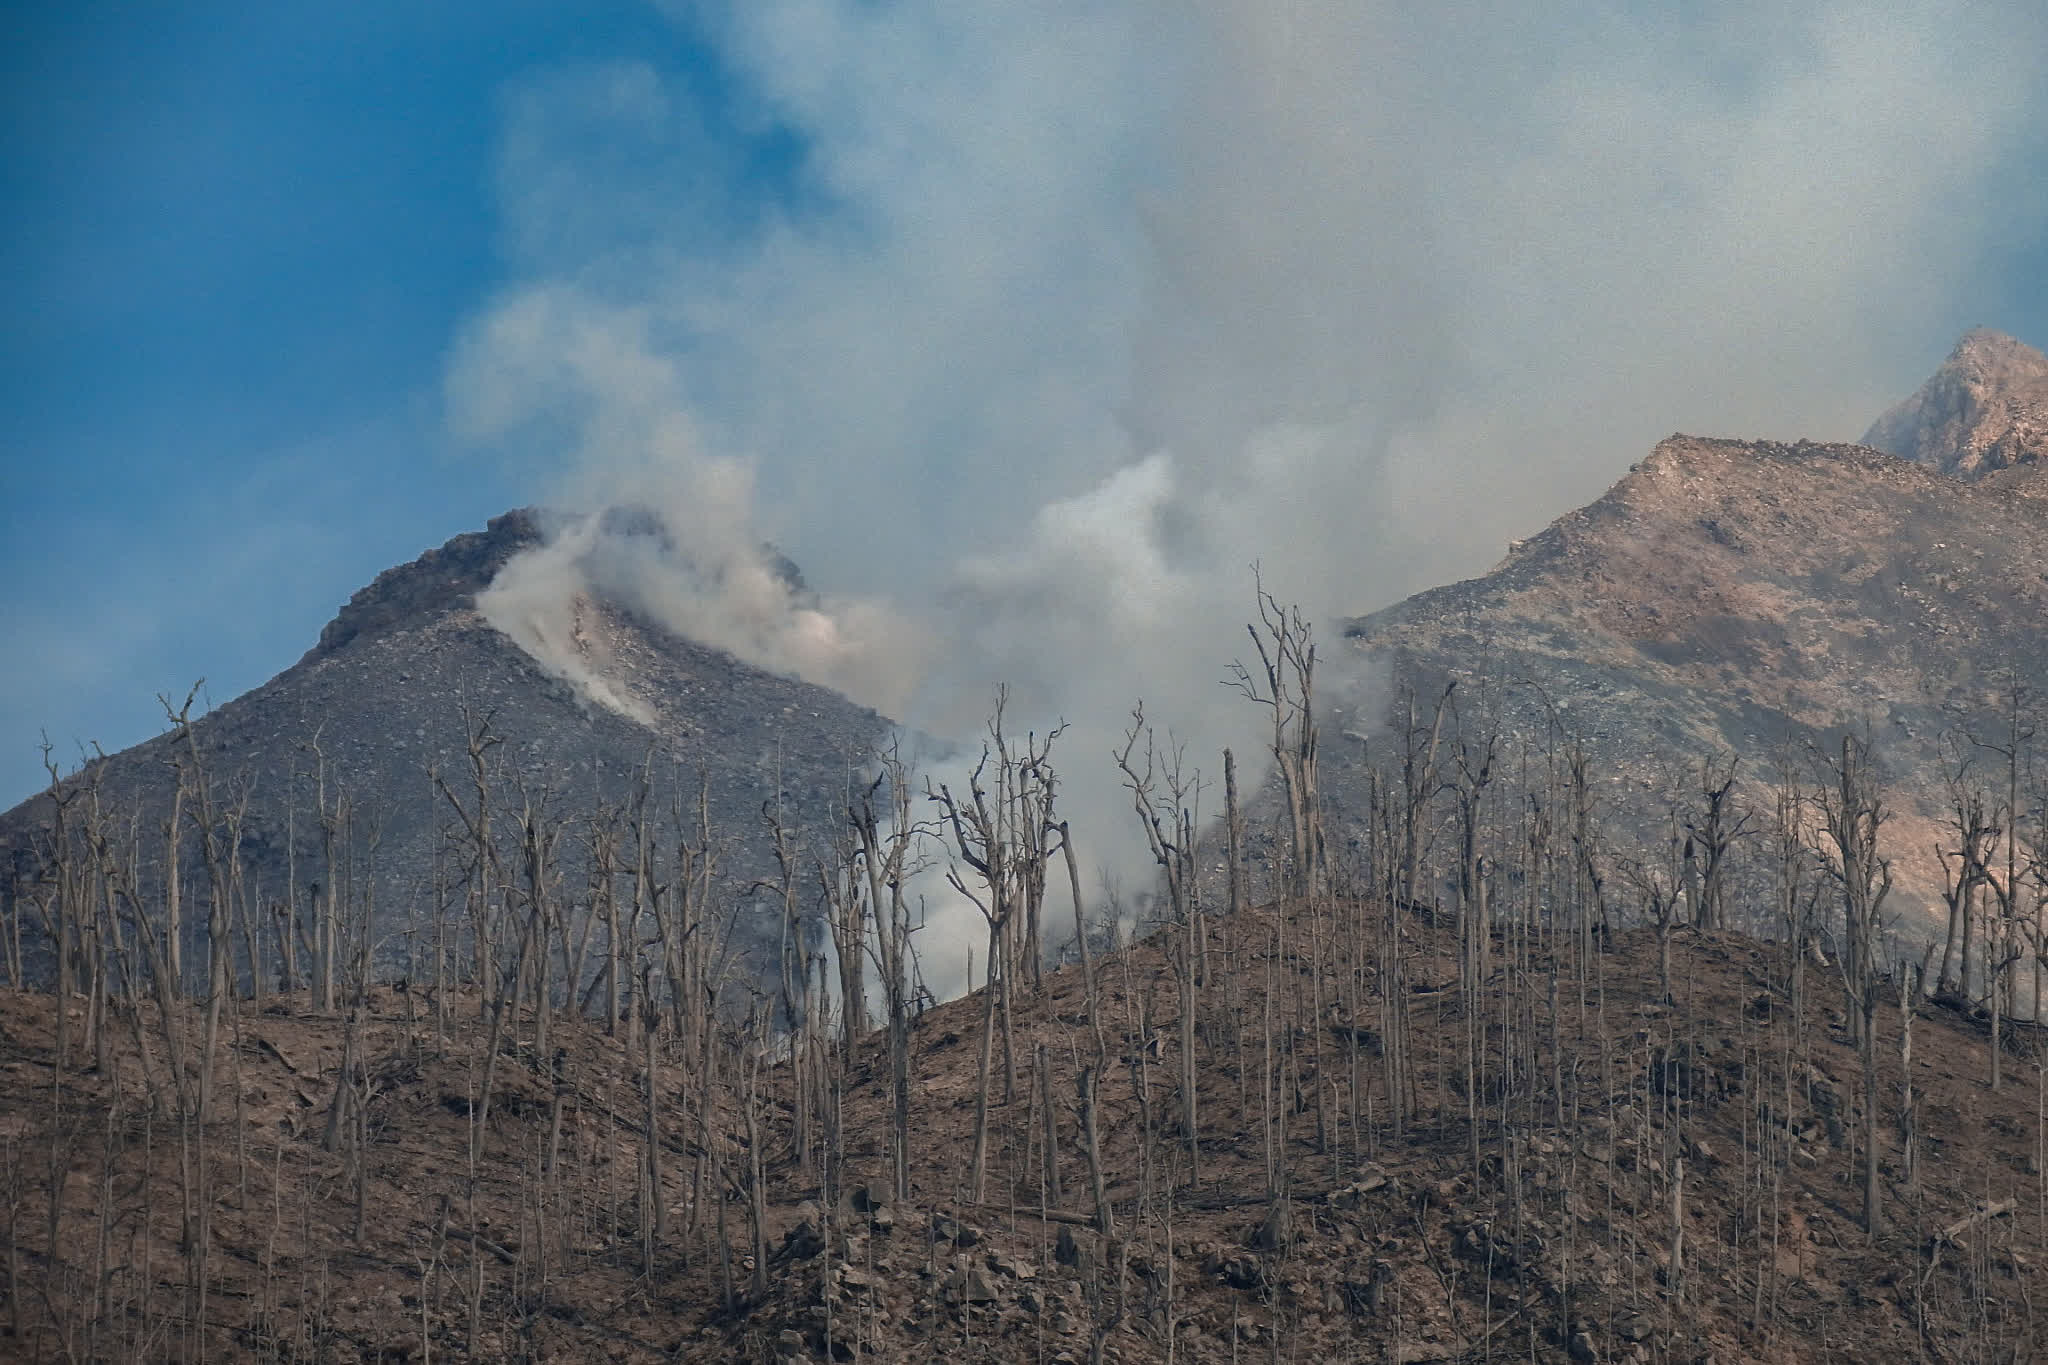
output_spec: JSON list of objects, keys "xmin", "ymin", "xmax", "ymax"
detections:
[
  {"xmin": 6, "ymin": 1, "xmax": 2048, "ymax": 808},
  {"xmin": 2, "ymin": 5, "xmax": 757, "ymax": 800}
]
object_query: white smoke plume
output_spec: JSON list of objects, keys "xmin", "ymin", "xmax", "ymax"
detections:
[
  {"xmin": 447, "ymin": 0, "xmax": 2048, "ymax": 994},
  {"xmin": 473, "ymin": 481, "xmax": 931, "ymax": 728}
]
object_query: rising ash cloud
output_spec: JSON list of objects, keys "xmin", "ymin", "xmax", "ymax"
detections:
[{"xmin": 444, "ymin": 0, "xmax": 2048, "ymax": 990}]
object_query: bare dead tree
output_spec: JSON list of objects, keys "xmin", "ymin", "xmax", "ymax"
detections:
[
  {"xmin": 512, "ymin": 783, "xmax": 565, "ymax": 1064},
  {"xmin": 2024, "ymin": 759, "xmax": 2048, "ymax": 1027},
  {"xmin": 756, "ymin": 790, "xmax": 825, "ymax": 1175},
  {"xmin": 1684, "ymin": 751, "xmax": 1754, "ymax": 932},
  {"xmin": 2, "ymin": 847, "xmax": 25, "ymax": 990},
  {"xmin": 1114, "ymin": 703, "xmax": 1205, "ymax": 1183},
  {"xmin": 1225, "ymin": 574, "xmax": 1324, "ymax": 903},
  {"xmin": 660, "ymin": 767, "xmax": 724, "ymax": 1062},
  {"xmin": 304, "ymin": 728, "xmax": 354, "ymax": 1016},
  {"xmin": 1564, "ymin": 735, "xmax": 1608, "ymax": 990},
  {"xmin": 929, "ymin": 692, "xmax": 1064, "ymax": 1202},
  {"xmin": 575, "ymin": 793, "xmax": 622, "ymax": 1037},
  {"xmin": 1618, "ymin": 805, "xmax": 1686, "ymax": 1006},
  {"xmin": 818, "ymin": 818, "xmax": 867, "ymax": 1061},
  {"xmin": 1379, "ymin": 684, "xmax": 1455, "ymax": 1134},
  {"xmin": 1811, "ymin": 729, "xmax": 1892, "ymax": 1236},
  {"xmin": 162, "ymin": 683, "xmax": 259, "ymax": 1341},
  {"xmin": 162, "ymin": 771, "xmax": 184, "ymax": 1003},
  {"xmin": 1446, "ymin": 691, "xmax": 1500, "ymax": 1184},
  {"xmin": 759, "ymin": 791, "xmax": 807, "ymax": 1040},
  {"xmin": 615, "ymin": 755, "xmax": 657, "ymax": 1042},
  {"xmin": 741, "ymin": 1004, "xmax": 772, "ymax": 1304},
  {"xmin": 853, "ymin": 745, "xmax": 926, "ymax": 1202},
  {"xmin": 432, "ymin": 707, "xmax": 505, "ymax": 1020},
  {"xmin": 1936, "ymin": 733, "xmax": 1998, "ymax": 1004},
  {"xmin": 1972, "ymin": 683, "xmax": 2038, "ymax": 1081}
]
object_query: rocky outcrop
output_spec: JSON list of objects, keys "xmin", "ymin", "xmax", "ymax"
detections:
[{"xmin": 1862, "ymin": 328, "xmax": 2048, "ymax": 479}]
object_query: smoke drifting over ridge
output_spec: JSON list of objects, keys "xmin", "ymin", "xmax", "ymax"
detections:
[
  {"xmin": 446, "ymin": 1, "xmax": 2048, "ymax": 988},
  {"xmin": 475, "ymin": 458, "xmax": 932, "ymax": 722}
]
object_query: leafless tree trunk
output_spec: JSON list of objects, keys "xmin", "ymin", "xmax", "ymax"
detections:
[
  {"xmin": 1078, "ymin": 1064, "xmax": 1113, "ymax": 1238},
  {"xmin": 1621, "ymin": 802, "xmax": 1689, "ymax": 1006},
  {"xmin": 1447, "ymin": 696, "xmax": 1500, "ymax": 1183},
  {"xmin": 819, "ymin": 826, "xmax": 868, "ymax": 1060},
  {"xmin": 1225, "ymin": 575, "xmax": 1324, "ymax": 903},
  {"xmin": 854, "ymin": 746, "xmax": 925, "ymax": 1202},
  {"xmin": 435, "ymin": 709, "xmax": 505, "ymax": 1018},
  {"xmin": 1685, "ymin": 752, "xmax": 1753, "ymax": 932},
  {"xmin": 1935, "ymin": 734, "xmax": 1996, "ymax": 1003},
  {"xmin": 744, "ymin": 1020, "xmax": 770, "ymax": 1303},
  {"xmin": 1037, "ymin": 1041, "xmax": 1062, "ymax": 1208},
  {"xmin": 1973, "ymin": 685, "xmax": 2036, "ymax": 1080},
  {"xmin": 1812, "ymin": 730, "xmax": 1891, "ymax": 1236},
  {"xmin": 163, "ymin": 782, "xmax": 184, "ymax": 1002},
  {"xmin": 930, "ymin": 692, "xmax": 1065, "ymax": 1199},
  {"xmin": 1115, "ymin": 705, "xmax": 1205, "ymax": 1183}
]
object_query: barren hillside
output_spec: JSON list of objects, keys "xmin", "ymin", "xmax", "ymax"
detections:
[
  {"xmin": 5, "ymin": 902, "xmax": 2045, "ymax": 1363},
  {"xmin": 1333, "ymin": 433, "xmax": 2048, "ymax": 937}
]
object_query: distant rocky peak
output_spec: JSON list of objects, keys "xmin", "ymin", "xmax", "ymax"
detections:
[
  {"xmin": 1863, "ymin": 328, "xmax": 2048, "ymax": 479},
  {"xmin": 299, "ymin": 505, "xmax": 821, "ymax": 675},
  {"xmin": 1951, "ymin": 325, "xmax": 2048, "ymax": 373}
]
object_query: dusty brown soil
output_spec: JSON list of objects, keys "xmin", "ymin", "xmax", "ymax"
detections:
[{"xmin": 5, "ymin": 904, "xmax": 2047, "ymax": 1364}]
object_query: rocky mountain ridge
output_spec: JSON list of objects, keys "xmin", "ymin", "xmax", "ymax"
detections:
[{"xmin": 1333, "ymin": 352, "xmax": 2048, "ymax": 935}]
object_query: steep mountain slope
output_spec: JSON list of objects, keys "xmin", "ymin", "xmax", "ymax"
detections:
[
  {"xmin": 1334, "ymin": 428, "xmax": 2048, "ymax": 931},
  {"xmin": 1864, "ymin": 328, "xmax": 2048, "ymax": 478},
  {"xmin": 0, "ymin": 510, "xmax": 891, "ymax": 984}
]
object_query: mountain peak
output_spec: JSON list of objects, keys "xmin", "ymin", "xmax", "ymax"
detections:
[
  {"xmin": 1950, "ymin": 324, "xmax": 2048, "ymax": 371},
  {"xmin": 295, "ymin": 504, "xmax": 818, "ymax": 675},
  {"xmin": 300, "ymin": 507, "xmax": 545, "ymax": 664},
  {"xmin": 1862, "ymin": 328, "xmax": 2048, "ymax": 478}
]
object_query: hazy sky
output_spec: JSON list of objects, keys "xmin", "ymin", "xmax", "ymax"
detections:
[{"xmin": 7, "ymin": 0, "xmax": 2048, "ymax": 808}]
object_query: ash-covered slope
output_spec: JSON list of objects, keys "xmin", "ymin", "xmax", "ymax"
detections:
[
  {"xmin": 1, "ymin": 510, "xmax": 891, "ymax": 984},
  {"xmin": 1334, "ymin": 428, "xmax": 2048, "ymax": 929},
  {"xmin": 9, "ymin": 912, "xmax": 2046, "ymax": 1362},
  {"xmin": 1863, "ymin": 327, "xmax": 2048, "ymax": 478}
]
